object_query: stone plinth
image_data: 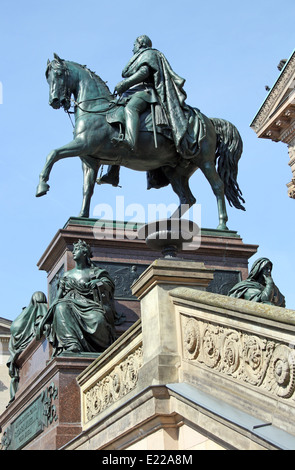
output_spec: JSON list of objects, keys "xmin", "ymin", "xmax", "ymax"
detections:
[
  {"xmin": 0, "ymin": 219, "xmax": 259, "ymax": 450},
  {"xmin": 132, "ymin": 258, "xmax": 215, "ymax": 299},
  {"xmin": 63, "ymin": 260, "xmax": 295, "ymax": 451},
  {"xmin": 131, "ymin": 259, "xmax": 214, "ymax": 385},
  {"xmin": 37, "ymin": 217, "xmax": 258, "ymax": 337},
  {"xmin": 0, "ymin": 337, "xmax": 98, "ymax": 450}
]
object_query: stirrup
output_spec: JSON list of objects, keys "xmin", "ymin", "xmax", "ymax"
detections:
[
  {"xmin": 96, "ymin": 173, "xmax": 121, "ymax": 188},
  {"xmin": 111, "ymin": 134, "xmax": 124, "ymax": 144},
  {"xmin": 111, "ymin": 137, "xmax": 133, "ymax": 152}
]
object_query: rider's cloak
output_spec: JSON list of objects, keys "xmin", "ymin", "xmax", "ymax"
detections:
[{"xmin": 122, "ymin": 47, "xmax": 206, "ymax": 158}]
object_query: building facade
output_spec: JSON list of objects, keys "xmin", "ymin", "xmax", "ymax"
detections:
[
  {"xmin": 0, "ymin": 318, "xmax": 11, "ymax": 414},
  {"xmin": 250, "ymin": 49, "xmax": 295, "ymax": 198}
]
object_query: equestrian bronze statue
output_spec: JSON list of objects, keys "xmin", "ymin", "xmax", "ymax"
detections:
[{"xmin": 36, "ymin": 36, "xmax": 245, "ymax": 230}]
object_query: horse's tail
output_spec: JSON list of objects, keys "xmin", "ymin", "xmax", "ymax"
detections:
[{"xmin": 211, "ymin": 117, "xmax": 245, "ymax": 211}]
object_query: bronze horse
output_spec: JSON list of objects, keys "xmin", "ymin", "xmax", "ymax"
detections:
[{"xmin": 36, "ymin": 54, "xmax": 245, "ymax": 230}]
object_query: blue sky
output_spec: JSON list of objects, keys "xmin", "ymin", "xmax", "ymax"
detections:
[{"xmin": 1, "ymin": 0, "xmax": 295, "ymax": 319}]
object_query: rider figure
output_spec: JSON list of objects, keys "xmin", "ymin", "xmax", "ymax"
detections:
[
  {"xmin": 112, "ymin": 35, "xmax": 158, "ymax": 152},
  {"xmin": 99, "ymin": 35, "xmax": 190, "ymax": 187}
]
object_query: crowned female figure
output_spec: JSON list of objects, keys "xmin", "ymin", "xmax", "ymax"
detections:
[{"xmin": 37, "ymin": 240, "xmax": 117, "ymax": 356}]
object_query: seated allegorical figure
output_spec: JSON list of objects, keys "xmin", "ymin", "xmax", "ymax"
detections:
[
  {"xmin": 228, "ymin": 257, "xmax": 285, "ymax": 307},
  {"xmin": 7, "ymin": 291, "xmax": 48, "ymax": 403},
  {"xmin": 36, "ymin": 240, "xmax": 117, "ymax": 356}
]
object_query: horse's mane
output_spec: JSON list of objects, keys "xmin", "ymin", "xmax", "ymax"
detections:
[
  {"xmin": 46, "ymin": 56, "xmax": 112, "ymax": 95},
  {"xmin": 69, "ymin": 61, "xmax": 112, "ymax": 95}
]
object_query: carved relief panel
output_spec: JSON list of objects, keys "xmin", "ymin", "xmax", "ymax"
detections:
[
  {"xmin": 84, "ymin": 346, "xmax": 143, "ymax": 423},
  {"xmin": 181, "ymin": 315, "xmax": 295, "ymax": 400}
]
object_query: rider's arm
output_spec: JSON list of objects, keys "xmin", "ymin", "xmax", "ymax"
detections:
[{"xmin": 115, "ymin": 65, "xmax": 150, "ymax": 94}]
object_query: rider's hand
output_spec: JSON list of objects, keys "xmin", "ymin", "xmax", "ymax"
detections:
[
  {"xmin": 115, "ymin": 80, "xmax": 126, "ymax": 95},
  {"xmin": 263, "ymin": 273, "xmax": 274, "ymax": 285}
]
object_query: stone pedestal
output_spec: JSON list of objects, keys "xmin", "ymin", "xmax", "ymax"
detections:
[
  {"xmin": 131, "ymin": 259, "xmax": 214, "ymax": 387},
  {"xmin": 0, "ymin": 218, "xmax": 259, "ymax": 451},
  {"xmin": 37, "ymin": 217, "xmax": 258, "ymax": 337},
  {"xmin": 64, "ymin": 259, "xmax": 295, "ymax": 451},
  {"xmin": 0, "ymin": 337, "xmax": 98, "ymax": 450}
]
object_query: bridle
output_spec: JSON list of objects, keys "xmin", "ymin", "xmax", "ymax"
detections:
[{"xmin": 52, "ymin": 60, "xmax": 118, "ymax": 118}]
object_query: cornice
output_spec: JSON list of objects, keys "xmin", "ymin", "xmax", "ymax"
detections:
[
  {"xmin": 251, "ymin": 50, "xmax": 295, "ymax": 133},
  {"xmin": 280, "ymin": 119, "xmax": 295, "ymax": 144}
]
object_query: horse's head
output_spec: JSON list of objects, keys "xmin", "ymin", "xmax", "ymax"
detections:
[{"xmin": 46, "ymin": 53, "xmax": 72, "ymax": 111}]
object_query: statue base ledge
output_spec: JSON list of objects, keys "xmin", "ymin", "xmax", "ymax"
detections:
[{"xmin": 57, "ymin": 351, "xmax": 102, "ymax": 358}]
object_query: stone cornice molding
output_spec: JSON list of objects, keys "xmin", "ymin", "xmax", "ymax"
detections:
[
  {"xmin": 0, "ymin": 336, "xmax": 10, "ymax": 343},
  {"xmin": 251, "ymin": 50, "xmax": 295, "ymax": 134},
  {"xmin": 279, "ymin": 118, "xmax": 295, "ymax": 144}
]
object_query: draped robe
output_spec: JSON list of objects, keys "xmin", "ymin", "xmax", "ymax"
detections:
[{"xmin": 121, "ymin": 47, "xmax": 206, "ymax": 158}]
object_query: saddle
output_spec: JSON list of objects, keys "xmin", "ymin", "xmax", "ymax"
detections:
[
  {"xmin": 106, "ymin": 100, "xmax": 207, "ymax": 159},
  {"xmin": 106, "ymin": 100, "xmax": 173, "ymax": 141}
]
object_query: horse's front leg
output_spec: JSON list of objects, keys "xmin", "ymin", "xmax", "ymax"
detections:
[
  {"xmin": 79, "ymin": 156, "xmax": 101, "ymax": 218},
  {"xmin": 36, "ymin": 138, "xmax": 86, "ymax": 197}
]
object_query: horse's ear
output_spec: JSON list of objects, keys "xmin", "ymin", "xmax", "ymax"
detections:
[
  {"xmin": 53, "ymin": 53, "xmax": 63, "ymax": 63},
  {"xmin": 47, "ymin": 59, "xmax": 50, "ymax": 66}
]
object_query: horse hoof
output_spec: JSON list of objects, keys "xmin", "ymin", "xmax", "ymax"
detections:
[
  {"xmin": 216, "ymin": 223, "xmax": 229, "ymax": 231},
  {"xmin": 36, "ymin": 182, "xmax": 50, "ymax": 197}
]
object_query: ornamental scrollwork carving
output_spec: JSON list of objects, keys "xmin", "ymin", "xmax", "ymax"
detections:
[
  {"xmin": 0, "ymin": 426, "xmax": 12, "ymax": 451},
  {"xmin": 183, "ymin": 318, "xmax": 201, "ymax": 360},
  {"xmin": 267, "ymin": 345, "xmax": 295, "ymax": 398},
  {"xmin": 202, "ymin": 324, "xmax": 220, "ymax": 368},
  {"xmin": 240, "ymin": 336, "xmax": 274, "ymax": 386},
  {"xmin": 182, "ymin": 315, "xmax": 295, "ymax": 400},
  {"xmin": 41, "ymin": 382, "xmax": 58, "ymax": 426},
  {"xmin": 220, "ymin": 331, "xmax": 240, "ymax": 375},
  {"xmin": 85, "ymin": 346, "xmax": 143, "ymax": 422}
]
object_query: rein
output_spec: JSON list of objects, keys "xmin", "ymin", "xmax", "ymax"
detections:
[
  {"xmin": 66, "ymin": 96, "xmax": 118, "ymax": 128},
  {"xmin": 72, "ymin": 96, "xmax": 118, "ymax": 114},
  {"xmin": 57, "ymin": 60, "xmax": 118, "ymax": 117}
]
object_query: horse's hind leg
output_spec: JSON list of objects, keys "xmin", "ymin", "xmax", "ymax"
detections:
[
  {"xmin": 79, "ymin": 156, "xmax": 101, "ymax": 218},
  {"xmin": 199, "ymin": 160, "xmax": 228, "ymax": 230},
  {"xmin": 162, "ymin": 167, "xmax": 196, "ymax": 218}
]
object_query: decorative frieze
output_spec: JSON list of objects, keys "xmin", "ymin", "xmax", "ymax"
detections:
[
  {"xmin": 84, "ymin": 346, "xmax": 143, "ymax": 423},
  {"xmin": 182, "ymin": 315, "xmax": 295, "ymax": 400}
]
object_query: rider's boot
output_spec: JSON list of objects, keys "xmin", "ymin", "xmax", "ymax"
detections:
[
  {"xmin": 97, "ymin": 165, "xmax": 120, "ymax": 187},
  {"xmin": 123, "ymin": 107, "xmax": 139, "ymax": 151},
  {"xmin": 111, "ymin": 97, "xmax": 146, "ymax": 152}
]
